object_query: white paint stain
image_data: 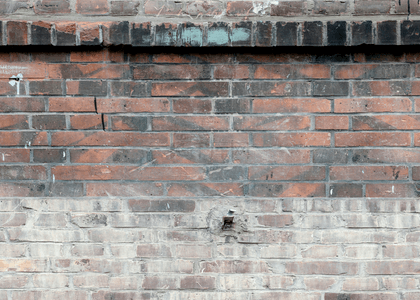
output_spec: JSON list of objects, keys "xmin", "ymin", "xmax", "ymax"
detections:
[
  {"xmin": 53, "ymin": 174, "xmax": 55, "ymax": 183},
  {"xmin": 9, "ymin": 73, "xmax": 23, "ymax": 95},
  {"xmin": 1, "ymin": 153, "xmax": 4, "ymax": 161},
  {"xmin": 392, "ymin": 186, "xmax": 394, "ymax": 193}
]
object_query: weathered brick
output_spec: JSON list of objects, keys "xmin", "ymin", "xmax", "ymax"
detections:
[
  {"xmin": 302, "ymin": 21, "xmax": 323, "ymax": 46},
  {"xmin": 76, "ymin": 0, "xmax": 109, "ymax": 14},
  {"xmin": 7, "ymin": 21, "xmax": 28, "ymax": 45},
  {"xmin": 335, "ymin": 132, "xmax": 411, "ymax": 147},
  {"xmin": 253, "ymin": 98, "xmax": 331, "ymax": 113}
]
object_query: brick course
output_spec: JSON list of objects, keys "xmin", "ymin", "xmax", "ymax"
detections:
[{"xmin": 0, "ymin": 15, "xmax": 420, "ymax": 298}]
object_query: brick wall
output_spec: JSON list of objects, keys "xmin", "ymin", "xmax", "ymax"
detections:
[{"xmin": 0, "ymin": 47, "xmax": 420, "ymax": 299}]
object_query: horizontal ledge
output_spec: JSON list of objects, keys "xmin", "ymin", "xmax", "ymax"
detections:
[{"xmin": 0, "ymin": 20, "xmax": 419, "ymax": 47}]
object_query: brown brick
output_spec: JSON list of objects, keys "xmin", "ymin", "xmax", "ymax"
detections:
[
  {"xmin": 257, "ymin": 215, "xmax": 293, "ymax": 227},
  {"xmin": 32, "ymin": 114, "xmax": 66, "ymax": 130},
  {"xmin": 7, "ymin": 21, "xmax": 28, "ymax": 45},
  {"xmin": 227, "ymin": 1, "xmax": 262, "ymax": 16},
  {"xmin": 30, "ymin": 80, "xmax": 63, "ymax": 95},
  {"xmin": 78, "ymin": 22, "xmax": 101, "ymax": 45},
  {"xmin": 180, "ymin": 276, "xmax": 216, "ymax": 290},
  {"xmin": 142, "ymin": 276, "xmax": 177, "ymax": 289},
  {"xmin": 0, "ymin": 165, "xmax": 46, "ymax": 180},
  {"xmin": 34, "ymin": 0, "xmax": 71, "ymax": 14}
]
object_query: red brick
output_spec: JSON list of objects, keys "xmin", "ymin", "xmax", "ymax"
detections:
[
  {"xmin": 366, "ymin": 184, "xmax": 419, "ymax": 198},
  {"xmin": 70, "ymin": 114, "xmax": 104, "ymax": 130},
  {"xmin": 76, "ymin": 0, "xmax": 109, "ymax": 14},
  {"xmin": 152, "ymin": 82, "xmax": 229, "ymax": 97},
  {"xmin": 51, "ymin": 132, "xmax": 169, "ymax": 147},
  {"xmin": 253, "ymin": 98, "xmax": 331, "ymax": 113},
  {"xmin": 7, "ymin": 21, "xmax": 28, "ymax": 45},
  {"xmin": 78, "ymin": 22, "xmax": 101, "ymax": 45},
  {"xmin": 214, "ymin": 133, "xmax": 249, "ymax": 148},
  {"xmin": 70, "ymin": 149, "xmax": 148, "ymax": 164},
  {"xmin": 0, "ymin": 166, "xmax": 46, "ymax": 180},
  {"xmin": 335, "ymin": 132, "xmax": 411, "ymax": 147},
  {"xmin": 249, "ymin": 183, "xmax": 326, "ymax": 197},
  {"xmin": 214, "ymin": 65, "xmax": 250, "ymax": 79},
  {"xmin": 330, "ymin": 166, "xmax": 408, "ymax": 181},
  {"xmin": 153, "ymin": 116, "xmax": 229, "ymax": 131},
  {"xmin": 180, "ymin": 276, "xmax": 216, "ymax": 290},
  {"xmin": 315, "ymin": 116, "xmax": 348, "ymax": 130},
  {"xmin": 49, "ymin": 97, "xmax": 96, "ymax": 112},
  {"xmin": 0, "ymin": 115, "xmax": 28, "ymax": 129},
  {"xmin": 134, "ymin": 65, "xmax": 210, "ymax": 80},
  {"xmin": 173, "ymin": 99, "xmax": 212, "ymax": 113},
  {"xmin": 335, "ymin": 97, "xmax": 412, "ymax": 113},
  {"xmin": 253, "ymin": 132, "xmax": 331, "ymax": 147},
  {"xmin": 0, "ymin": 97, "xmax": 46, "ymax": 112},
  {"xmin": 32, "ymin": 52, "xmax": 68, "ymax": 63},
  {"xmin": 233, "ymin": 149, "xmax": 310, "ymax": 164},
  {"xmin": 153, "ymin": 149, "xmax": 229, "ymax": 164},
  {"xmin": 0, "ymin": 132, "xmax": 48, "ymax": 146},
  {"xmin": 0, "ymin": 149, "xmax": 29, "ymax": 163},
  {"xmin": 249, "ymin": 166, "xmax": 325, "ymax": 181},
  {"xmin": 52, "ymin": 165, "xmax": 206, "ymax": 181},
  {"xmin": 254, "ymin": 64, "xmax": 330, "ymax": 79},
  {"xmin": 0, "ymin": 63, "xmax": 46, "ymax": 79},
  {"xmin": 48, "ymin": 64, "xmax": 128, "ymax": 79},
  {"xmin": 234, "ymin": 115, "xmax": 310, "ymax": 131},
  {"xmin": 97, "ymin": 98, "xmax": 169, "ymax": 113},
  {"xmin": 173, "ymin": 133, "xmax": 210, "ymax": 148},
  {"xmin": 353, "ymin": 115, "xmax": 420, "ymax": 130}
]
